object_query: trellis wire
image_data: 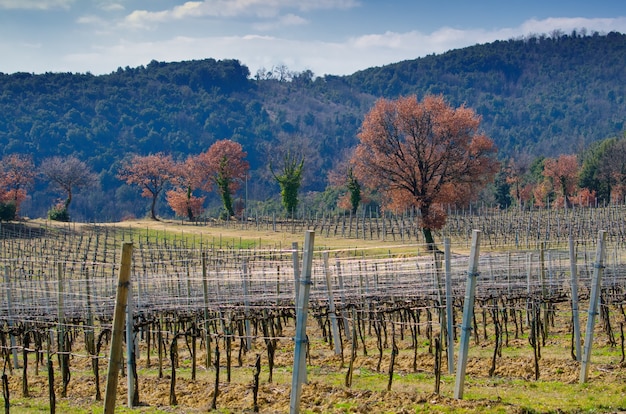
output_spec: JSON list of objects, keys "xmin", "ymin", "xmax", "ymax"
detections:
[{"xmin": 0, "ymin": 222, "xmax": 625, "ymax": 411}]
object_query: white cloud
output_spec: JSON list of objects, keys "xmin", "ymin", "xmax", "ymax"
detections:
[
  {"xmin": 520, "ymin": 16, "xmax": 626, "ymax": 35},
  {"xmin": 77, "ymin": 15, "xmax": 106, "ymax": 25},
  {"xmin": 0, "ymin": 0, "xmax": 74, "ymax": 9},
  {"xmin": 347, "ymin": 16, "xmax": 626, "ymax": 69},
  {"xmin": 99, "ymin": 2, "xmax": 124, "ymax": 12},
  {"xmin": 10, "ymin": 15, "xmax": 626, "ymax": 77},
  {"xmin": 122, "ymin": 0, "xmax": 358, "ymax": 28},
  {"xmin": 253, "ymin": 13, "xmax": 308, "ymax": 31}
]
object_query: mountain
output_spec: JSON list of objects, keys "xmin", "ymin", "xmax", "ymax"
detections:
[
  {"xmin": 347, "ymin": 30, "xmax": 626, "ymax": 156},
  {"xmin": 0, "ymin": 31, "xmax": 624, "ymax": 220}
]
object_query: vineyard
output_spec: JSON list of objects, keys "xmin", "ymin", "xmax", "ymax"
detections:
[{"xmin": 1, "ymin": 206, "xmax": 626, "ymax": 413}]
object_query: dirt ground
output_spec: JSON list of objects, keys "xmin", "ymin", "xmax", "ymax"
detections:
[
  {"xmin": 3, "ymin": 220, "xmax": 625, "ymax": 413},
  {"xmin": 4, "ymin": 308, "xmax": 626, "ymax": 414}
]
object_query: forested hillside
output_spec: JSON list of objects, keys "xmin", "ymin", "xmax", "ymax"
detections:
[
  {"xmin": 0, "ymin": 31, "xmax": 624, "ymax": 220},
  {"xmin": 348, "ymin": 30, "xmax": 626, "ymax": 156}
]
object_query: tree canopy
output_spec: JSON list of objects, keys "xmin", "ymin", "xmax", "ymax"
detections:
[
  {"xmin": 195, "ymin": 139, "xmax": 249, "ymax": 217},
  {"xmin": 39, "ymin": 155, "xmax": 98, "ymax": 220},
  {"xmin": 270, "ymin": 151, "xmax": 305, "ymax": 216},
  {"xmin": 118, "ymin": 153, "xmax": 174, "ymax": 220},
  {"xmin": 353, "ymin": 95, "xmax": 499, "ymax": 248}
]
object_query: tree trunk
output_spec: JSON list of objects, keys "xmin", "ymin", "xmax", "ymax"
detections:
[
  {"xmin": 65, "ymin": 188, "xmax": 72, "ymax": 209},
  {"xmin": 150, "ymin": 195, "xmax": 158, "ymax": 220},
  {"xmin": 422, "ymin": 227, "xmax": 437, "ymax": 251},
  {"xmin": 186, "ymin": 186, "xmax": 194, "ymax": 221}
]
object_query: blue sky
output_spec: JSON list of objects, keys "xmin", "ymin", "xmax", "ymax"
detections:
[{"xmin": 1, "ymin": 0, "xmax": 625, "ymax": 77}]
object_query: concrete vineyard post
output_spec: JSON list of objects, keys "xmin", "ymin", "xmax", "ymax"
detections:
[
  {"xmin": 289, "ymin": 231, "xmax": 315, "ymax": 414},
  {"xmin": 580, "ymin": 230, "xmax": 607, "ymax": 383},
  {"xmin": 454, "ymin": 230, "xmax": 481, "ymax": 399}
]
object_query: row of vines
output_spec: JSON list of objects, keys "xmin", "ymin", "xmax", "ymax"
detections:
[
  {"xmin": 188, "ymin": 204, "xmax": 626, "ymax": 250},
  {"xmin": 0, "ymin": 217, "xmax": 625, "ymax": 412}
]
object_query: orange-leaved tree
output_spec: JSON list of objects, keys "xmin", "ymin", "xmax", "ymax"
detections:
[
  {"xmin": 352, "ymin": 95, "xmax": 499, "ymax": 249},
  {"xmin": 542, "ymin": 154, "xmax": 579, "ymax": 208},
  {"xmin": 0, "ymin": 153, "xmax": 36, "ymax": 217},
  {"xmin": 118, "ymin": 153, "xmax": 175, "ymax": 220},
  {"xmin": 166, "ymin": 156, "xmax": 206, "ymax": 221},
  {"xmin": 195, "ymin": 140, "xmax": 249, "ymax": 218}
]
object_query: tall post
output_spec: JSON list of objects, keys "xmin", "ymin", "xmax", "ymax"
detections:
[
  {"xmin": 201, "ymin": 252, "xmax": 211, "ymax": 368},
  {"xmin": 580, "ymin": 230, "xmax": 607, "ymax": 383},
  {"xmin": 4, "ymin": 267, "xmax": 19, "ymax": 369},
  {"xmin": 539, "ymin": 242, "xmax": 549, "ymax": 338},
  {"xmin": 289, "ymin": 231, "xmax": 315, "ymax": 414},
  {"xmin": 241, "ymin": 258, "xmax": 252, "ymax": 351},
  {"xmin": 568, "ymin": 236, "xmax": 581, "ymax": 361},
  {"xmin": 444, "ymin": 238, "xmax": 454, "ymax": 374},
  {"xmin": 335, "ymin": 258, "xmax": 351, "ymax": 342},
  {"xmin": 57, "ymin": 262, "xmax": 65, "ymax": 388},
  {"xmin": 292, "ymin": 242, "xmax": 300, "ymax": 307},
  {"xmin": 104, "ymin": 242, "xmax": 134, "ymax": 414},
  {"xmin": 433, "ymin": 245, "xmax": 446, "ymax": 373},
  {"xmin": 454, "ymin": 230, "xmax": 481, "ymax": 399},
  {"xmin": 323, "ymin": 252, "xmax": 341, "ymax": 355},
  {"xmin": 126, "ymin": 275, "xmax": 135, "ymax": 407}
]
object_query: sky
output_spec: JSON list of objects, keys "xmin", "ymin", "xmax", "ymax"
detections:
[{"xmin": 1, "ymin": 0, "xmax": 625, "ymax": 77}]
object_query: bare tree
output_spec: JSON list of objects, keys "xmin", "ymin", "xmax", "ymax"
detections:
[{"xmin": 40, "ymin": 155, "xmax": 98, "ymax": 217}]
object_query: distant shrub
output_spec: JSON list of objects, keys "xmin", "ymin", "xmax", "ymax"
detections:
[
  {"xmin": 48, "ymin": 203, "xmax": 70, "ymax": 222},
  {"xmin": 0, "ymin": 202, "xmax": 16, "ymax": 221}
]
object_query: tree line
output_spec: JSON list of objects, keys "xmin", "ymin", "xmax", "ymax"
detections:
[
  {"xmin": 0, "ymin": 139, "xmax": 305, "ymax": 223},
  {"xmin": 2, "ymin": 95, "xmax": 624, "ymax": 249},
  {"xmin": 1, "ymin": 31, "xmax": 625, "ymax": 221}
]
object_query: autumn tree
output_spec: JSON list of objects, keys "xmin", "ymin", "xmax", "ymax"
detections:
[
  {"xmin": 270, "ymin": 151, "xmax": 305, "ymax": 217},
  {"xmin": 542, "ymin": 154, "xmax": 579, "ymax": 208},
  {"xmin": 504, "ymin": 152, "xmax": 532, "ymax": 207},
  {"xmin": 352, "ymin": 95, "xmax": 499, "ymax": 249},
  {"xmin": 40, "ymin": 155, "xmax": 98, "ymax": 221},
  {"xmin": 328, "ymin": 160, "xmax": 362, "ymax": 214},
  {"xmin": 118, "ymin": 153, "xmax": 174, "ymax": 220},
  {"xmin": 195, "ymin": 140, "xmax": 249, "ymax": 218},
  {"xmin": 166, "ymin": 156, "xmax": 205, "ymax": 220},
  {"xmin": 0, "ymin": 154, "xmax": 36, "ymax": 218}
]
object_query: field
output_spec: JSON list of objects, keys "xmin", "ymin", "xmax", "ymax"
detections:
[{"xmin": 1, "ymin": 211, "xmax": 626, "ymax": 413}]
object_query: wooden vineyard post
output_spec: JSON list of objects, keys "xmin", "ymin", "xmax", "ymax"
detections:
[
  {"xmin": 335, "ymin": 257, "xmax": 351, "ymax": 342},
  {"xmin": 539, "ymin": 242, "xmax": 549, "ymax": 339},
  {"xmin": 4, "ymin": 266, "xmax": 19, "ymax": 369},
  {"xmin": 454, "ymin": 230, "xmax": 481, "ymax": 400},
  {"xmin": 580, "ymin": 230, "xmax": 607, "ymax": 383},
  {"xmin": 433, "ymin": 245, "xmax": 446, "ymax": 370},
  {"xmin": 323, "ymin": 251, "xmax": 341, "ymax": 355},
  {"xmin": 241, "ymin": 258, "xmax": 252, "ymax": 351},
  {"xmin": 289, "ymin": 230, "xmax": 315, "ymax": 414},
  {"xmin": 444, "ymin": 238, "xmax": 454, "ymax": 374},
  {"xmin": 104, "ymin": 242, "xmax": 134, "ymax": 414},
  {"xmin": 57, "ymin": 262, "xmax": 69, "ymax": 398},
  {"xmin": 201, "ymin": 252, "xmax": 211, "ymax": 368},
  {"xmin": 126, "ymin": 273, "xmax": 137, "ymax": 407},
  {"xmin": 569, "ymin": 236, "xmax": 581, "ymax": 361}
]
